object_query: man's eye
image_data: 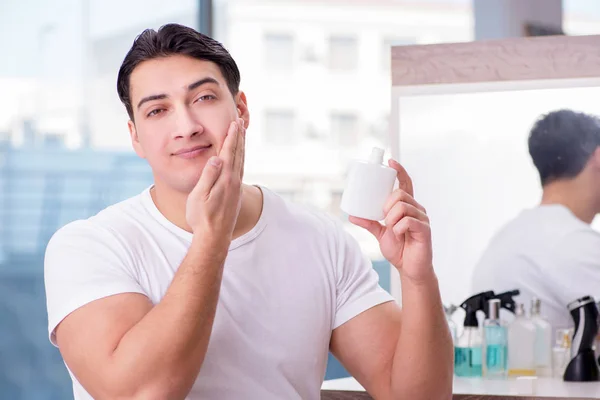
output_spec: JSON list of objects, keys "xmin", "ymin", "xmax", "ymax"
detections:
[
  {"xmin": 147, "ymin": 109, "xmax": 165, "ymax": 117},
  {"xmin": 196, "ymin": 95, "xmax": 216, "ymax": 102}
]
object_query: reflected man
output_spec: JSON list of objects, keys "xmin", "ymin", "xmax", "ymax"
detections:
[{"xmin": 472, "ymin": 109, "xmax": 600, "ymax": 330}]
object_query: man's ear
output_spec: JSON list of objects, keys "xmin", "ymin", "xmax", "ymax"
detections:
[
  {"xmin": 128, "ymin": 120, "xmax": 146, "ymax": 159},
  {"xmin": 236, "ymin": 91, "xmax": 250, "ymax": 130}
]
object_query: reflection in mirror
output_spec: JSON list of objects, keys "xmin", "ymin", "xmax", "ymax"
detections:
[{"xmin": 397, "ymin": 84, "xmax": 600, "ymax": 333}]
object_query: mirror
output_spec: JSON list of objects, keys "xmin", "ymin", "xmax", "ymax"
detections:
[{"xmin": 396, "ymin": 83, "xmax": 600, "ymax": 308}]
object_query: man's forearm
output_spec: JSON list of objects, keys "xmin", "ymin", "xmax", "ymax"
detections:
[
  {"xmin": 108, "ymin": 235, "xmax": 229, "ymax": 399},
  {"xmin": 391, "ymin": 271, "xmax": 453, "ymax": 399}
]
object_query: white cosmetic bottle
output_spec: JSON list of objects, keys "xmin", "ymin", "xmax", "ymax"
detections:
[{"xmin": 340, "ymin": 147, "xmax": 397, "ymax": 221}]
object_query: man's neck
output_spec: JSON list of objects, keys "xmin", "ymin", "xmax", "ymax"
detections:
[
  {"xmin": 540, "ymin": 179, "xmax": 597, "ymax": 224},
  {"xmin": 150, "ymin": 183, "xmax": 263, "ymax": 239}
]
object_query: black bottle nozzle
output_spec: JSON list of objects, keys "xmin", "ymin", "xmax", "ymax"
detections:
[
  {"xmin": 484, "ymin": 289, "xmax": 520, "ymax": 318},
  {"xmin": 460, "ymin": 291, "xmax": 495, "ymax": 328}
]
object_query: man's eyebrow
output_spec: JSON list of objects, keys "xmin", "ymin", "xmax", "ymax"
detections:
[
  {"xmin": 137, "ymin": 94, "xmax": 168, "ymax": 110},
  {"xmin": 136, "ymin": 78, "xmax": 219, "ymax": 110},
  {"xmin": 188, "ymin": 77, "xmax": 220, "ymax": 91}
]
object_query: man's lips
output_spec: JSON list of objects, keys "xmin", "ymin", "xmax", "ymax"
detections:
[{"xmin": 173, "ymin": 144, "xmax": 212, "ymax": 158}]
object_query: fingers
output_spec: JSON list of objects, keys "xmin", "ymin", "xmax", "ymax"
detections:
[
  {"xmin": 388, "ymin": 159, "xmax": 414, "ymax": 197},
  {"xmin": 219, "ymin": 119, "xmax": 245, "ymax": 180},
  {"xmin": 384, "ymin": 201, "xmax": 429, "ymax": 229},
  {"xmin": 348, "ymin": 216, "xmax": 384, "ymax": 239},
  {"xmin": 192, "ymin": 156, "xmax": 223, "ymax": 198},
  {"xmin": 233, "ymin": 118, "xmax": 245, "ymax": 180},
  {"xmin": 383, "ymin": 189, "xmax": 425, "ymax": 215},
  {"xmin": 392, "ymin": 217, "xmax": 431, "ymax": 242},
  {"xmin": 219, "ymin": 120, "xmax": 239, "ymax": 169}
]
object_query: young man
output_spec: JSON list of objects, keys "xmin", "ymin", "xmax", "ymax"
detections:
[
  {"xmin": 45, "ymin": 24, "xmax": 452, "ymax": 400},
  {"xmin": 472, "ymin": 109, "xmax": 600, "ymax": 331}
]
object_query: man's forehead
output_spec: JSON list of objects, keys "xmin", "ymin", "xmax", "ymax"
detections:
[{"xmin": 129, "ymin": 56, "xmax": 225, "ymax": 98}]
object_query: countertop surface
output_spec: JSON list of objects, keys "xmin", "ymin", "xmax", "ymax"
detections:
[{"xmin": 321, "ymin": 376, "xmax": 600, "ymax": 398}]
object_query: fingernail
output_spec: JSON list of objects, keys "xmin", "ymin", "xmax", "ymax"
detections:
[{"xmin": 209, "ymin": 157, "xmax": 221, "ymax": 167}]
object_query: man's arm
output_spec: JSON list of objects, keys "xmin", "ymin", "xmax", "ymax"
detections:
[
  {"xmin": 56, "ymin": 237, "xmax": 227, "ymax": 400},
  {"xmin": 330, "ymin": 274, "xmax": 452, "ymax": 400},
  {"xmin": 333, "ymin": 159, "xmax": 453, "ymax": 399},
  {"xmin": 51, "ymin": 119, "xmax": 246, "ymax": 399}
]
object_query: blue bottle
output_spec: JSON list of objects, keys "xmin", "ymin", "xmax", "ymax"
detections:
[
  {"xmin": 454, "ymin": 291, "xmax": 494, "ymax": 377},
  {"xmin": 483, "ymin": 299, "xmax": 508, "ymax": 378}
]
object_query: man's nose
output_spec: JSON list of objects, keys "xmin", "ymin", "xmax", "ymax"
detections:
[{"xmin": 172, "ymin": 107, "xmax": 203, "ymax": 139}]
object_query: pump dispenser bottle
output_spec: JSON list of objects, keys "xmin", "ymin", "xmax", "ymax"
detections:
[{"xmin": 340, "ymin": 147, "xmax": 397, "ymax": 221}]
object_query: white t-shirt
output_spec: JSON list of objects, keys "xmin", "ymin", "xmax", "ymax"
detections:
[
  {"xmin": 471, "ymin": 205, "xmax": 600, "ymax": 332},
  {"xmin": 44, "ymin": 186, "xmax": 393, "ymax": 400}
]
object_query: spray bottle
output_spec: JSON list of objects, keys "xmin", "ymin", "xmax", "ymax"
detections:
[{"xmin": 455, "ymin": 291, "xmax": 495, "ymax": 377}]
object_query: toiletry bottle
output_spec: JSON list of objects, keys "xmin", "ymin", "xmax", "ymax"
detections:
[
  {"xmin": 454, "ymin": 291, "xmax": 494, "ymax": 377},
  {"xmin": 483, "ymin": 299, "xmax": 508, "ymax": 379},
  {"xmin": 530, "ymin": 298, "xmax": 552, "ymax": 376},
  {"xmin": 552, "ymin": 328, "xmax": 573, "ymax": 378},
  {"xmin": 340, "ymin": 147, "xmax": 397, "ymax": 221},
  {"xmin": 508, "ymin": 303, "xmax": 537, "ymax": 377},
  {"xmin": 444, "ymin": 304, "xmax": 458, "ymax": 343}
]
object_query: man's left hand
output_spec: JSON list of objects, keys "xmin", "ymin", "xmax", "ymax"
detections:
[{"xmin": 349, "ymin": 159, "xmax": 434, "ymax": 283}]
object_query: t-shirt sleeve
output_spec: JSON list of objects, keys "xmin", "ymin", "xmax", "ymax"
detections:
[
  {"xmin": 44, "ymin": 220, "xmax": 146, "ymax": 347},
  {"xmin": 333, "ymin": 223, "xmax": 395, "ymax": 329}
]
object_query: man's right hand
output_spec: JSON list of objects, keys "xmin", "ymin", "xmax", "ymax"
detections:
[{"xmin": 185, "ymin": 118, "xmax": 245, "ymax": 242}]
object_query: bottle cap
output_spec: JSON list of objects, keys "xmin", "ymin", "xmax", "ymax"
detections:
[
  {"xmin": 368, "ymin": 147, "xmax": 385, "ymax": 164},
  {"xmin": 488, "ymin": 299, "xmax": 500, "ymax": 320},
  {"xmin": 531, "ymin": 298, "xmax": 541, "ymax": 315}
]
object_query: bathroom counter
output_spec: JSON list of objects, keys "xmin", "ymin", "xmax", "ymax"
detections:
[{"xmin": 321, "ymin": 376, "xmax": 600, "ymax": 398}]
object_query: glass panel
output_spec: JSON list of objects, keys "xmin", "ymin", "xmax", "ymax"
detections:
[{"xmin": 1, "ymin": 0, "xmax": 198, "ymax": 397}]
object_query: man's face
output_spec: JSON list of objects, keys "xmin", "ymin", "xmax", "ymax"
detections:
[{"xmin": 127, "ymin": 54, "xmax": 247, "ymax": 194}]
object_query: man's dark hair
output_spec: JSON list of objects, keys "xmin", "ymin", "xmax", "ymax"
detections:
[
  {"xmin": 528, "ymin": 109, "xmax": 600, "ymax": 186},
  {"xmin": 117, "ymin": 23, "xmax": 241, "ymax": 120}
]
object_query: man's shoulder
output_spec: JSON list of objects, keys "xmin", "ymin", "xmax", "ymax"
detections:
[{"xmin": 47, "ymin": 192, "xmax": 148, "ymax": 250}]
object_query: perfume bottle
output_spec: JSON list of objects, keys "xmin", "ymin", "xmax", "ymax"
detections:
[
  {"xmin": 530, "ymin": 298, "xmax": 552, "ymax": 376},
  {"xmin": 553, "ymin": 328, "xmax": 573, "ymax": 378},
  {"xmin": 483, "ymin": 299, "xmax": 508, "ymax": 378},
  {"xmin": 508, "ymin": 303, "xmax": 536, "ymax": 377},
  {"xmin": 340, "ymin": 147, "xmax": 396, "ymax": 221}
]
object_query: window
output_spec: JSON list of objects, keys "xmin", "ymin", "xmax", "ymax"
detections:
[
  {"xmin": 1, "ymin": 1, "xmax": 197, "ymax": 397},
  {"xmin": 328, "ymin": 36, "xmax": 358, "ymax": 71},
  {"xmin": 330, "ymin": 112, "xmax": 359, "ymax": 147},
  {"xmin": 4, "ymin": 0, "xmax": 483, "ymax": 392},
  {"xmin": 264, "ymin": 33, "xmax": 294, "ymax": 70},
  {"xmin": 264, "ymin": 110, "xmax": 296, "ymax": 145}
]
